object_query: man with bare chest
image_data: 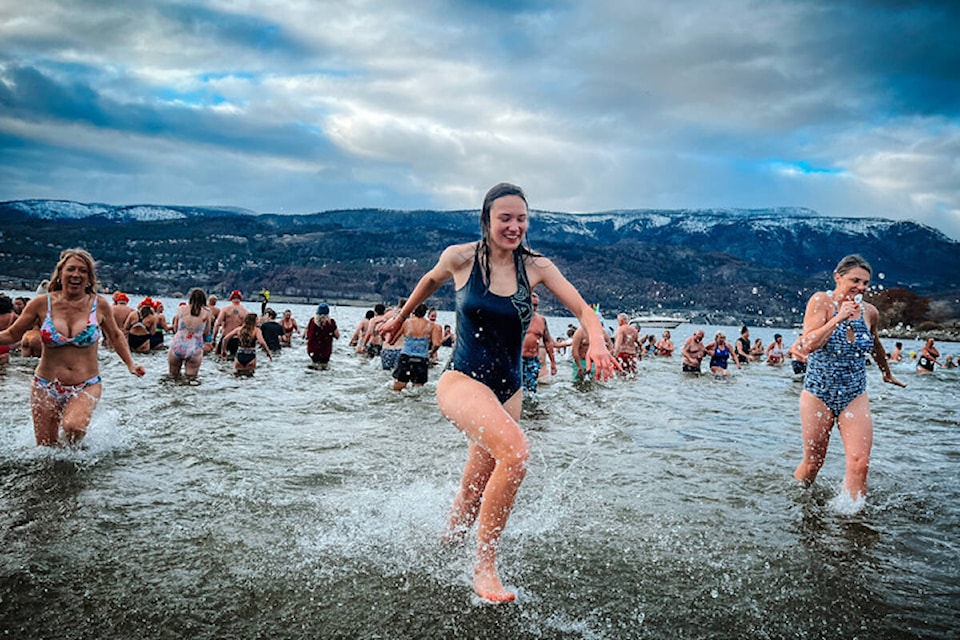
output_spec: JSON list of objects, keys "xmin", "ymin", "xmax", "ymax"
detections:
[
  {"xmin": 521, "ymin": 293, "xmax": 556, "ymax": 394},
  {"xmin": 213, "ymin": 290, "xmax": 249, "ymax": 358}
]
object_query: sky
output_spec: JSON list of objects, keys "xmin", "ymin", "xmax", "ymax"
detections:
[{"xmin": 1, "ymin": 0, "xmax": 959, "ymax": 239}]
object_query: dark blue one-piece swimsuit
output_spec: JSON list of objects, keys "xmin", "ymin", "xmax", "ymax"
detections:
[{"xmin": 448, "ymin": 249, "xmax": 533, "ymax": 403}]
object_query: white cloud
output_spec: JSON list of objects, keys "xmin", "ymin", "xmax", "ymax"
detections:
[{"xmin": 1, "ymin": 0, "xmax": 958, "ymax": 239}]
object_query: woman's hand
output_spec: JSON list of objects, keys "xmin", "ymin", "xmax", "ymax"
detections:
[
  {"xmin": 129, "ymin": 363, "xmax": 146, "ymax": 377},
  {"xmin": 837, "ymin": 299, "xmax": 861, "ymax": 322},
  {"xmin": 378, "ymin": 315, "xmax": 403, "ymax": 345},
  {"xmin": 883, "ymin": 371, "xmax": 906, "ymax": 388},
  {"xmin": 586, "ymin": 344, "xmax": 619, "ymax": 381}
]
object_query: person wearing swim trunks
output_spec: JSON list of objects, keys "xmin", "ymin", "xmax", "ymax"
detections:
[
  {"xmin": 681, "ymin": 329, "xmax": 707, "ymax": 374},
  {"xmin": 793, "ymin": 254, "xmax": 905, "ymax": 501},
  {"xmin": 612, "ymin": 313, "xmax": 640, "ymax": 376},
  {"xmin": 221, "ymin": 313, "xmax": 273, "ymax": 374},
  {"xmin": 168, "ymin": 288, "xmax": 213, "ymax": 379},
  {"xmin": 0, "ymin": 248, "xmax": 145, "ymax": 445},
  {"xmin": 212, "ymin": 291, "xmax": 249, "ymax": 359},
  {"xmin": 378, "ymin": 183, "xmax": 618, "ymax": 603},
  {"xmin": 392, "ymin": 303, "xmax": 430, "ymax": 389},
  {"xmin": 521, "ymin": 292, "xmax": 557, "ymax": 393},
  {"xmin": 916, "ymin": 338, "xmax": 941, "ymax": 374},
  {"xmin": 379, "ymin": 299, "xmax": 406, "ymax": 371}
]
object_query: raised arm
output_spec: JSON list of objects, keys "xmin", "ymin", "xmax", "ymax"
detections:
[
  {"xmin": 797, "ymin": 291, "xmax": 853, "ymax": 355},
  {"xmin": 380, "ymin": 243, "xmax": 469, "ymax": 343}
]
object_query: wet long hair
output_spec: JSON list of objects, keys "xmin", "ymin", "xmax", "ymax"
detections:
[
  {"xmin": 477, "ymin": 182, "xmax": 541, "ymax": 288},
  {"xmin": 188, "ymin": 288, "xmax": 207, "ymax": 316},
  {"xmin": 240, "ymin": 313, "xmax": 258, "ymax": 347},
  {"xmin": 48, "ymin": 248, "xmax": 98, "ymax": 294}
]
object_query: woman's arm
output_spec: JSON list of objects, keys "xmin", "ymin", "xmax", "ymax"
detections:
[
  {"xmin": 866, "ymin": 304, "xmax": 905, "ymax": 387},
  {"xmin": 532, "ymin": 256, "xmax": 617, "ymax": 380},
  {"xmin": 98, "ymin": 295, "xmax": 145, "ymax": 376},
  {"xmin": 0, "ymin": 296, "xmax": 44, "ymax": 345},
  {"xmin": 797, "ymin": 292, "xmax": 852, "ymax": 355},
  {"xmin": 380, "ymin": 244, "xmax": 469, "ymax": 343}
]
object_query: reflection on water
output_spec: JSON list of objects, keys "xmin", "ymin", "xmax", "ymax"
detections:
[{"xmin": 1, "ymin": 300, "xmax": 958, "ymax": 639}]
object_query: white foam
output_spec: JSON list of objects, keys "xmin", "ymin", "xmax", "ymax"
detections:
[{"xmin": 828, "ymin": 489, "xmax": 867, "ymax": 515}]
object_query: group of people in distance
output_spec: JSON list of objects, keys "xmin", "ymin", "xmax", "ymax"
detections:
[
  {"xmin": 678, "ymin": 327, "xmax": 793, "ymax": 377},
  {"xmin": 0, "ymin": 182, "xmax": 952, "ymax": 606}
]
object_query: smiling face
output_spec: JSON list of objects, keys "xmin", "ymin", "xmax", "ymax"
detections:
[
  {"xmin": 51, "ymin": 249, "xmax": 97, "ymax": 294},
  {"xmin": 487, "ymin": 194, "xmax": 528, "ymax": 252},
  {"xmin": 834, "ymin": 266, "xmax": 871, "ymax": 300},
  {"xmin": 61, "ymin": 258, "xmax": 91, "ymax": 297}
]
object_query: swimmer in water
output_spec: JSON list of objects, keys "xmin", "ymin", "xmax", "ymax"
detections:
[
  {"xmin": 379, "ymin": 183, "xmax": 618, "ymax": 603},
  {"xmin": 793, "ymin": 255, "xmax": 904, "ymax": 501}
]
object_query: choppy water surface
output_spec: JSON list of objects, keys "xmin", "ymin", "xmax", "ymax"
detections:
[{"xmin": 1, "ymin": 300, "xmax": 958, "ymax": 639}]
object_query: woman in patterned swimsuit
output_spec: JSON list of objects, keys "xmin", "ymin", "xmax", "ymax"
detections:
[
  {"xmin": 793, "ymin": 255, "xmax": 904, "ymax": 501},
  {"xmin": 168, "ymin": 288, "xmax": 213, "ymax": 379},
  {"xmin": 379, "ymin": 183, "xmax": 618, "ymax": 603},
  {"xmin": 0, "ymin": 248, "xmax": 145, "ymax": 445}
]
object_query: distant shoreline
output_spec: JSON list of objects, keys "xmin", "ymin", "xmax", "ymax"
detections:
[{"xmin": 3, "ymin": 285, "xmax": 958, "ymax": 343}]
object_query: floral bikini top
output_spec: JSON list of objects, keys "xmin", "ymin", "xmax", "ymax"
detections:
[{"xmin": 41, "ymin": 294, "xmax": 102, "ymax": 348}]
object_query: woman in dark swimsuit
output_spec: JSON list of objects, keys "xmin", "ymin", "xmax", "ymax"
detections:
[
  {"xmin": 379, "ymin": 183, "xmax": 618, "ymax": 603},
  {"xmin": 221, "ymin": 313, "xmax": 272, "ymax": 375},
  {"xmin": 916, "ymin": 338, "xmax": 942, "ymax": 374}
]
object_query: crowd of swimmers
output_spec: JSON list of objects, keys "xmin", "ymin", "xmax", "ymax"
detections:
[
  {"xmin": 1, "ymin": 288, "xmax": 955, "ymax": 384},
  {"xmin": 0, "ymin": 230, "xmax": 956, "ymax": 605}
]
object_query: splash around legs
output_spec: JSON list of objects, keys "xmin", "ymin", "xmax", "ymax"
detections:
[{"xmin": 436, "ymin": 370, "xmax": 528, "ymax": 603}]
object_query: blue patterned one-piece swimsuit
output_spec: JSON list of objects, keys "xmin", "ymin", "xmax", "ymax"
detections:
[{"xmin": 804, "ymin": 314, "xmax": 873, "ymax": 416}]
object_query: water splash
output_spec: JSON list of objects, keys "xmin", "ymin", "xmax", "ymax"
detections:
[{"xmin": 828, "ymin": 490, "xmax": 866, "ymax": 516}]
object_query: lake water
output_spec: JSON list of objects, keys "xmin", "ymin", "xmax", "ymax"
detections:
[{"xmin": 1, "ymin": 298, "xmax": 958, "ymax": 639}]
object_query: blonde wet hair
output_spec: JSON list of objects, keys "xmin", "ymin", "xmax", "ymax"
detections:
[
  {"xmin": 834, "ymin": 254, "xmax": 872, "ymax": 276},
  {"xmin": 48, "ymin": 248, "xmax": 98, "ymax": 294}
]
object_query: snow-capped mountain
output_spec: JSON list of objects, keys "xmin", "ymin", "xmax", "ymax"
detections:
[{"xmin": 2, "ymin": 199, "xmax": 255, "ymax": 222}]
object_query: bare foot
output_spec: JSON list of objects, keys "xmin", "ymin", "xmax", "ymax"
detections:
[{"xmin": 474, "ymin": 560, "xmax": 515, "ymax": 603}]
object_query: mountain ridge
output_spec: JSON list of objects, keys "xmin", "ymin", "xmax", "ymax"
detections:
[{"xmin": 1, "ymin": 199, "xmax": 957, "ymax": 325}]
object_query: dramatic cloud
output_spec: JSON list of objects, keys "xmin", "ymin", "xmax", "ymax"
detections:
[{"xmin": 1, "ymin": 0, "xmax": 958, "ymax": 238}]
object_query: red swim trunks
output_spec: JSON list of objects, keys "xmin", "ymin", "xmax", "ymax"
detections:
[{"xmin": 617, "ymin": 351, "xmax": 637, "ymax": 375}]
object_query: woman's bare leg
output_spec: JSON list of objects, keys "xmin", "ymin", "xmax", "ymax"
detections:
[
  {"xmin": 794, "ymin": 390, "xmax": 835, "ymax": 486},
  {"xmin": 437, "ymin": 371, "xmax": 528, "ymax": 602},
  {"xmin": 836, "ymin": 393, "xmax": 873, "ymax": 499},
  {"xmin": 444, "ymin": 441, "xmax": 496, "ymax": 543},
  {"xmin": 30, "ymin": 384, "xmax": 63, "ymax": 446},
  {"xmin": 60, "ymin": 384, "xmax": 101, "ymax": 446}
]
